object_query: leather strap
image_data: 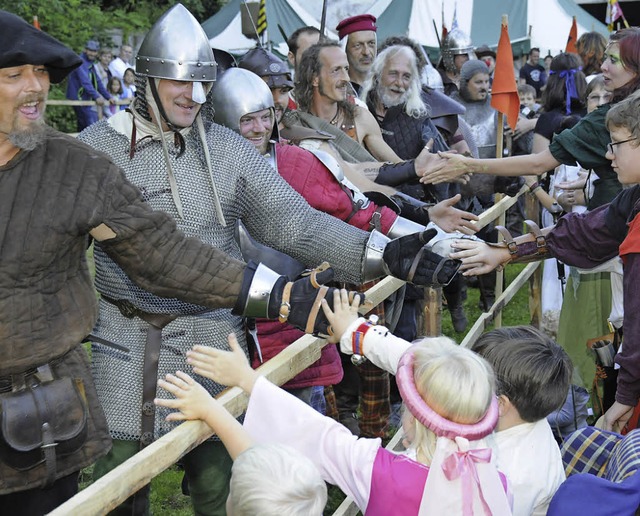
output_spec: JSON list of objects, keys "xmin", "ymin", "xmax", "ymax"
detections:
[
  {"xmin": 137, "ymin": 312, "xmax": 178, "ymax": 449},
  {"xmin": 407, "ymin": 247, "xmax": 426, "ymax": 283},
  {"xmin": 305, "ymin": 286, "xmax": 329, "ymax": 334},
  {"xmin": 308, "ymin": 262, "xmax": 330, "ymax": 288},
  {"xmin": 279, "ymin": 281, "xmax": 294, "ymax": 323},
  {"xmin": 31, "ymin": 386, "xmax": 57, "ymax": 486}
]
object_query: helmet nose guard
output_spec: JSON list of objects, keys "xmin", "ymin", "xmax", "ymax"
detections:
[{"xmin": 136, "ymin": 3, "xmax": 217, "ymax": 83}]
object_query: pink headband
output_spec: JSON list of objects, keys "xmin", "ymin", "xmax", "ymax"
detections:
[{"xmin": 396, "ymin": 348, "xmax": 499, "ymax": 441}]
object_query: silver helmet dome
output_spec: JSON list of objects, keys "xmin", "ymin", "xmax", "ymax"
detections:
[
  {"xmin": 441, "ymin": 28, "xmax": 476, "ymax": 74},
  {"xmin": 210, "ymin": 68, "xmax": 275, "ymax": 134},
  {"xmin": 136, "ymin": 3, "xmax": 216, "ymax": 103}
]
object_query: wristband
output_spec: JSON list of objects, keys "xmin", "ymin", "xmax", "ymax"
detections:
[
  {"xmin": 528, "ymin": 181, "xmax": 539, "ymax": 192},
  {"xmin": 530, "ymin": 185, "xmax": 542, "ymax": 194},
  {"xmin": 350, "ymin": 314, "xmax": 378, "ymax": 365}
]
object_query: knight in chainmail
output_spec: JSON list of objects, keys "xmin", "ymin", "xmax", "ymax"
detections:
[
  {"xmin": 451, "ymin": 59, "xmax": 507, "ymax": 311},
  {"xmin": 78, "ymin": 6, "xmax": 460, "ymax": 515}
]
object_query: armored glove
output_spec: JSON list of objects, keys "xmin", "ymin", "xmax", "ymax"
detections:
[
  {"xmin": 382, "ymin": 229, "xmax": 460, "ymax": 286},
  {"xmin": 236, "ymin": 261, "xmax": 362, "ymax": 336}
]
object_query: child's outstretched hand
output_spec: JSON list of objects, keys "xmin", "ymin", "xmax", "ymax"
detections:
[
  {"xmin": 186, "ymin": 333, "xmax": 259, "ymax": 393},
  {"xmin": 155, "ymin": 371, "xmax": 215, "ymax": 422},
  {"xmin": 321, "ymin": 288, "xmax": 361, "ymax": 343}
]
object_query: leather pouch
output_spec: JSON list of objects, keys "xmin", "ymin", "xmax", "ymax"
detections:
[{"xmin": 0, "ymin": 377, "xmax": 88, "ymax": 471}]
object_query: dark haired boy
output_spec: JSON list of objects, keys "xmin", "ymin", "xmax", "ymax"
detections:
[{"xmin": 473, "ymin": 325, "xmax": 572, "ymax": 516}]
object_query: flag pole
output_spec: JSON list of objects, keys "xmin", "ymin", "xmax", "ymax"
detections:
[{"xmin": 494, "ymin": 14, "xmax": 508, "ymax": 328}]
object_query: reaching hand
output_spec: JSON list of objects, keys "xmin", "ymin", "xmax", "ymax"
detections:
[
  {"xmin": 555, "ymin": 169, "xmax": 588, "ymax": 191},
  {"xmin": 512, "ymin": 116, "xmax": 537, "ymax": 140},
  {"xmin": 428, "ymin": 194, "xmax": 479, "ymax": 235},
  {"xmin": 414, "ymin": 139, "xmax": 446, "ymax": 178},
  {"xmin": 383, "ymin": 229, "xmax": 460, "ymax": 286},
  {"xmin": 186, "ymin": 333, "xmax": 258, "ymax": 393},
  {"xmin": 155, "ymin": 370, "xmax": 216, "ymax": 422},
  {"xmin": 321, "ymin": 289, "xmax": 362, "ymax": 343},
  {"xmin": 602, "ymin": 401, "xmax": 635, "ymax": 433},
  {"xmin": 450, "ymin": 239, "xmax": 510, "ymax": 276},
  {"xmin": 420, "ymin": 152, "xmax": 472, "ymax": 185}
]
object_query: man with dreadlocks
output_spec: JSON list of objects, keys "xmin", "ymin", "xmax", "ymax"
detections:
[{"xmin": 78, "ymin": 6, "xmax": 461, "ymax": 515}]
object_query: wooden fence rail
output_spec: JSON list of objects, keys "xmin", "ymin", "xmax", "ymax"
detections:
[{"xmin": 50, "ymin": 187, "xmax": 535, "ymax": 515}]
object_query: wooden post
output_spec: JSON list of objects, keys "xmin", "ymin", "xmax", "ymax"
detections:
[
  {"xmin": 421, "ymin": 286, "xmax": 442, "ymax": 337},
  {"xmin": 524, "ymin": 187, "xmax": 542, "ymax": 327}
]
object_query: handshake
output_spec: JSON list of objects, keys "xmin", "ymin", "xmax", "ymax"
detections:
[{"xmin": 237, "ymin": 229, "xmax": 462, "ymax": 336}]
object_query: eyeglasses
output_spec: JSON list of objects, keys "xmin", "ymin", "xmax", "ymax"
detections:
[{"xmin": 607, "ymin": 137, "xmax": 638, "ymax": 155}]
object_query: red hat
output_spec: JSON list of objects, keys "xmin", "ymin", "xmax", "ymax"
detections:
[{"xmin": 336, "ymin": 14, "xmax": 377, "ymax": 40}]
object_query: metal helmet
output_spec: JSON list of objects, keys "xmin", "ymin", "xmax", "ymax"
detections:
[
  {"xmin": 239, "ymin": 47, "xmax": 294, "ymax": 90},
  {"xmin": 210, "ymin": 68, "xmax": 275, "ymax": 134},
  {"xmin": 136, "ymin": 4, "xmax": 217, "ymax": 103},
  {"xmin": 441, "ymin": 28, "xmax": 476, "ymax": 74}
]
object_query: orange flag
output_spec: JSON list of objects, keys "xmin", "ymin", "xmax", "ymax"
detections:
[
  {"xmin": 566, "ymin": 16, "xmax": 578, "ymax": 53},
  {"xmin": 491, "ymin": 22, "xmax": 519, "ymax": 131}
]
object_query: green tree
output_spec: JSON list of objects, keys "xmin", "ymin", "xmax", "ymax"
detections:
[{"xmin": 2, "ymin": 0, "xmax": 226, "ymax": 131}]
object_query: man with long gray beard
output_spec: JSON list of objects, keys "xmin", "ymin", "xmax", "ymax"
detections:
[
  {"xmin": 361, "ymin": 44, "xmax": 472, "ymax": 334},
  {"xmin": 0, "ymin": 10, "xmax": 351, "ymax": 515},
  {"xmin": 77, "ymin": 6, "xmax": 461, "ymax": 515}
]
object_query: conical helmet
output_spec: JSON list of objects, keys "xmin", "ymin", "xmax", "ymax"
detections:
[
  {"xmin": 441, "ymin": 28, "xmax": 476, "ymax": 74},
  {"xmin": 210, "ymin": 68, "xmax": 274, "ymax": 134},
  {"xmin": 136, "ymin": 3, "xmax": 217, "ymax": 83}
]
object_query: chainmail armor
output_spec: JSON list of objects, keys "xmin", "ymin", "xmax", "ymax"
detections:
[
  {"xmin": 79, "ymin": 118, "xmax": 367, "ymax": 440},
  {"xmin": 452, "ymin": 92, "xmax": 498, "ymax": 159}
]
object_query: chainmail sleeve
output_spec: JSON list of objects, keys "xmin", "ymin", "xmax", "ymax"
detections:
[{"xmin": 204, "ymin": 123, "xmax": 369, "ymax": 284}]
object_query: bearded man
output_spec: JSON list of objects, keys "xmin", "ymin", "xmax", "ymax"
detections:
[
  {"xmin": 361, "ymin": 44, "xmax": 473, "ymax": 334},
  {"xmin": 294, "ymin": 41, "xmax": 401, "ymax": 163},
  {"xmin": 77, "ymin": 6, "xmax": 463, "ymax": 515}
]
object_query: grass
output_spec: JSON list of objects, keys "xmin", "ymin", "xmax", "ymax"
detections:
[{"xmin": 81, "ymin": 265, "xmax": 532, "ymax": 515}]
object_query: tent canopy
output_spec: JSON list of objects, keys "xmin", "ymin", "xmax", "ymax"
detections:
[
  {"xmin": 202, "ymin": 0, "xmax": 609, "ymax": 62},
  {"xmin": 370, "ymin": 0, "xmax": 608, "ymax": 60},
  {"xmin": 202, "ymin": 0, "xmax": 337, "ymax": 58}
]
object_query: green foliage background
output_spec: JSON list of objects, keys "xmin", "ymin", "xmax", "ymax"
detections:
[{"xmin": 1, "ymin": 0, "xmax": 225, "ymax": 132}]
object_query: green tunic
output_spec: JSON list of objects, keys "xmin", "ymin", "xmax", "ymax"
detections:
[
  {"xmin": 550, "ymin": 105, "xmax": 619, "ymax": 411},
  {"xmin": 549, "ymin": 104, "xmax": 622, "ymax": 209}
]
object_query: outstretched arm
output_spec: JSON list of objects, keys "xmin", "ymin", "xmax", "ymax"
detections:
[
  {"xmin": 187, "ymin": 333, "xmax": 260, "ymax": 395},
  {"xmin": 358, "ymin": 107, "xmax": 403, "ymax": 163},
  {"xmin": 322, "ymin": 289, "xmax": 411, "ymax": 374},
  {"xmin": 421, "ymin": 147, "xmax": 560, "ymax": 184}
]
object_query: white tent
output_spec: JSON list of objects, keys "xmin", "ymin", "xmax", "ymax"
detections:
[{"xmin": 368, "ymin": 0, "xmax": 608, "ymax": 57}]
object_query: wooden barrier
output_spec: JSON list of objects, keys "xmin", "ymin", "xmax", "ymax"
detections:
[{"xmin": 50, "ymin": 187, "xmax": 537, "ymax": 515}]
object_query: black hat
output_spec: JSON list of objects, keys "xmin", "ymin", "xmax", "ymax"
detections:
[
  {"xmin": 239, "ymin": 47, "xmax": 293, "ymax": 89},
  {"xmin": 0, "ymin": 10, "xmax": 81, "ymax": 83},
  {"xmin": 475, "ymin": 45, "xmax": 496, "ymax": 59}
]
